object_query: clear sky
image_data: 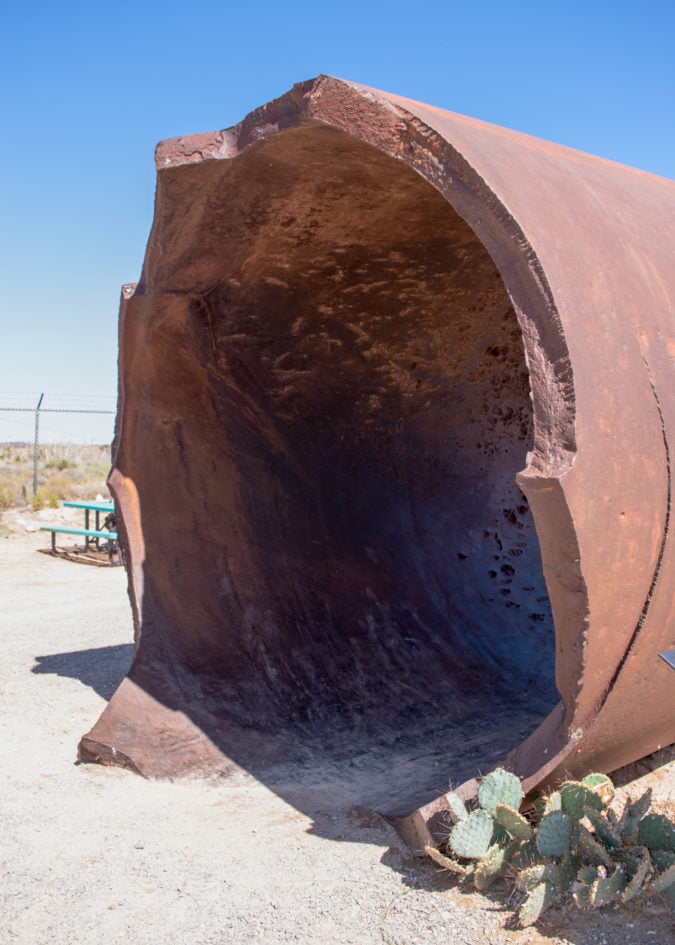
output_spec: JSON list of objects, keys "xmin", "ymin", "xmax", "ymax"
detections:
[{"xmin": 2, "ymin": 0, "xmax": 673, "ymax": 443}]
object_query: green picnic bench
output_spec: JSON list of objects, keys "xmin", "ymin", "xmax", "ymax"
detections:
[{"xmin": 40, "ymin": 500, "xmax": 119, "ymax": 561}]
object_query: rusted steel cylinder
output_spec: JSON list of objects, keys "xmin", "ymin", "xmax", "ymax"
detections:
[{"xmin": 80, "ymin": 77, "xmax": 675, "ymax": 841}]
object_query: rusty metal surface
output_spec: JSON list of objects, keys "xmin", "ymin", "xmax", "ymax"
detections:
[{"xmin": 80, "ymin": 77, "xmax": 675, "ymax": 843}]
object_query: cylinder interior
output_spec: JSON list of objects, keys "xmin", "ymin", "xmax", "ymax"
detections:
[{"xmin": 126, "ymin": 126, "xmax": 558, "ymax": 784}]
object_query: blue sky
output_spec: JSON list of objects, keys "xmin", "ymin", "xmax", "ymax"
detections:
[{"xmin": 1, "ymin": 0, "xmax": 673, "ymax": 442}]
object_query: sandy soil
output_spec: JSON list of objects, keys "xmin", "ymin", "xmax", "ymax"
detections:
[{"xmin": 1, "ymin": 509, "xmax": 673, "ymax": 945}]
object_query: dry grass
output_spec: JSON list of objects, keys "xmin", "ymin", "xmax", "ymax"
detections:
[{"xmin": 0, "ymin": 443, "xmax": 112, "ymax": 515}]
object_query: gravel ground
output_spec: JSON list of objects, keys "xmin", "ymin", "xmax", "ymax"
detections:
[{"xmin": 1, "ymin": 509, "xmax": 673, "ymax": 945}]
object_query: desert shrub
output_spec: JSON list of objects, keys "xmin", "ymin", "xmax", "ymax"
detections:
[
  {"xmin": 44, "ymin": 456, "xmax": 74, "ymax": 471},
  {"xmin": 0, "ymin": 443, "xmax": 111, "ymax": 509},
  {"xmin": 0, "ymin": 485, "xmax": 15, "ymax": 510}
]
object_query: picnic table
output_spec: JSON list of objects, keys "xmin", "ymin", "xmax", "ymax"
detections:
[
  {"xmin": 63, "ymin": 499, "xmax": 115, "ymax": 540},
  {"xmin": 40, "ymin": 499, "xmax": 118, "ymax": 560}
]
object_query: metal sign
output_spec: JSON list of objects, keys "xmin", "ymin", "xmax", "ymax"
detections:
[{"xmin": 660, "ymin": 650, "xmax": 675, "ymax": 671}]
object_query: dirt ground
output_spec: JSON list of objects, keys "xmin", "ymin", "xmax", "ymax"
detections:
[{"xmin": 1, "ymin": 508, "xmax": 673, "ymax": 945}]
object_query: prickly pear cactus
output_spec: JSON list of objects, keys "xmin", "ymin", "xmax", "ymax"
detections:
[
  {"xmin": 591, "ymin": 864, "xmax": 628, "ymax": 906},
  {"xmin": 638, "ymin": 813, "xmax": 675, "ymax": 852},
  {"xmin": 619, "ymin": 788, "xmax": 652, "ymax": 842},
  {"xmin": 515, "ymin": 862, "xmax": 561, "ymax": 893},
  {"xmin": 477, "ymin": 767, "xmax": 523, "ymax": 816},
  {"xmin": 533, "ymin": 789, "xmax": 562, "ymax": 818},
  {"xmin": 424, "ymin": 845, "xmax": 473, "ymax": 875},
  {"xmin": 537, "ymin": 811, "xmax": 572, "ymax": 858},
  {"xmin": 665, "ymin": 882, "xmax": 675, "ymax": 910},
  {"xmin": 444, "ymin": 791, "xmax": 468, "ymax": 823},
  {"xmin": 650, "ymin": 862, "xmax": 675, "ymax": 895},
  {"xmin": 581, "ymin": 772, "xmax": 614, "ymax": 804},
  {"xmin": 584, "ymin": 806, "xmax": 622, "ymax": 851},
  {"xmin": 519, "ymin": 880, "xmax": 558, "ymax": 927},
  {"xmin": 619, "ymin": 846, "xmax": 651, "ymax": 902},
  {"xmin": 558, "ymin": 851, "xmax": 583, "ymax": 893},
  {"xmin": 545, "ymin": 791, "xmax": 562, "ymax": 813},
  {"xmin": 576, "ymin": 822, "xmax": 612, "ymax": 868},
  {"xmin": 494, "ymin": 804, "xmax": 532, "ymax": 842},
  {"xmin": 573, "ymin": 864, "xmax": 600, "ymax": 909},
  {"xmin": 449, "ymin": 809, "xmax": 494, "ymax": 860},
  {"xmin": 473, "ymin": 842, "xmax": 516, "ymax": 891},
  {"xmin": 510, "ymin": 838, "xmax": 540, "ymax": 871},
  {"xmin": 651, "ymin": 850, "xmax": 675, "ymax": 873},
  {"xmin": 423, "ymin": 765, "xmax": 675, "ymax": 928},
  {"xmin": 559, "ymin": 780, "xmax": 604, "ymax": 821}
]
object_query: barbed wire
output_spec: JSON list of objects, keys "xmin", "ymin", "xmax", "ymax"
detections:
[
  {"xmin": 0, "ymin": 392, "xmax": 116, "ymax": 412},
  {"xmin": 0, "ymin": 394, "xmax": 116, "ymax": 449},
  {"xmin": 0, "ymin": 407, "xmax": 114, "ymax": 414}
]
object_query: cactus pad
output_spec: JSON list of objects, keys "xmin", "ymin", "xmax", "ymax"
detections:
[
  {"xmin": 584, "ymin": 806, "xmax": 622, "ymax": 851},
  {"xmin": 579, "ymin": 864, "xmax": 600, "ymax": 884},
  {"xmin": 515, "ymin": 864, "xmax": 546, "ymax": 893},
  {"xmin": 495, "ymin": 804, "xmax": 533, "ymax": 842},
  {"xmin": 576, "ymin": 823, "xmax": 612, "ymax": 868},
  {"xmin": 651, "ymin": 850, "xmax": 675, "ymax": 873},
  {"xmin": 665, "ymin": 882, "xmax": 675, "ymax": 910},
  {"xmin": 424, "ymin": 845, "xmax": 473, "ymax": 875},
  {"xmin": 516, "ymin": 863, "xmax": 562, "ymax": 893},
  {"xmin": 518, "ymin": 880, "xmax": 558, "ymax": 927},
  {"xmin": 444, "ymin": 791, "xmax": 468, "ymax": 823},
  {"xmin": 619, "ymin": 788, "xmax": 652, "ymax": 841},
  {"xmin": 573, "ymin": 865, "xmax": 599, "ymax": 909},
  {"xmin": 534, "ymin": 791, "xmax": 561, "ymax": 818},
  {"xmin": 559, "ymin": 781, "xmax": 603, "ymax": 821},
  {"xmin": 638, "ymin": 813, "xmax": 675, "ymax": 852},
  {"xmin": 572, "ymin": 887, "xmax": 592, "ymax": 909},
  {"xmin": 546, "ymin": 791, "xmax": 562, "ymax": 813},
  {"xmin": 473, "ymin": 843, "xmax": 513, "ymax": 891},
  {"xmin": 537, "ymin": 811, "xmax": 572, "ymax": 858},
  {"xmin": 650, "ymin": 862, "xmax": 675, "ymax": 894},
  {"xmin": 591, "ymin": 865, "xmax": 628, "ymax": 906},
  {"xmin": 510, "ymin": 839, "xmax": 540, "ymax": 871},
  {"xmin": 477, "ymin": 768, "xmax": 523, "ymax": 816},
  {"xmin": 581, "ymin": 773, "xmax": 614, "ymax": 804},
  {"xmin": 558, "ymin": 852, "xmax": 583, "ymax": 893},
  {"xmin": 449, "ymin": 809, "xmax": 494, "ymax": 860},
  {"xmin": 619, "ymin": 847, "xmax": 651, "ymax": 902}
]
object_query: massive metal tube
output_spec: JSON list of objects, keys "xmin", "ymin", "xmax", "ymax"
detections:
[{"xmin": 80, "ymin": 77, "xmax": 675, "ymax": 844}]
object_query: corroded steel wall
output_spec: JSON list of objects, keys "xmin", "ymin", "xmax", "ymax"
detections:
[{"xmin": 80, "ymin": 77, "xmax": 675, "ymax": 842}]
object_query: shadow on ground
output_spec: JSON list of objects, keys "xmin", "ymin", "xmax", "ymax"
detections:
[{"xmin": 32, "ymin": 644, "xmax": 134, "ymax": 701}]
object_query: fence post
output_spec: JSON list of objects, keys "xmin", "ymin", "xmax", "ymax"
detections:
[{"xmin": 32, "ymin": 392, "xmax": 44, "ymax": 496}]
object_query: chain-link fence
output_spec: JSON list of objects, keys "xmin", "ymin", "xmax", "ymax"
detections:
[{"xmin": 0, "ymin": 393, "xmax": 115, "ymax": 494}]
